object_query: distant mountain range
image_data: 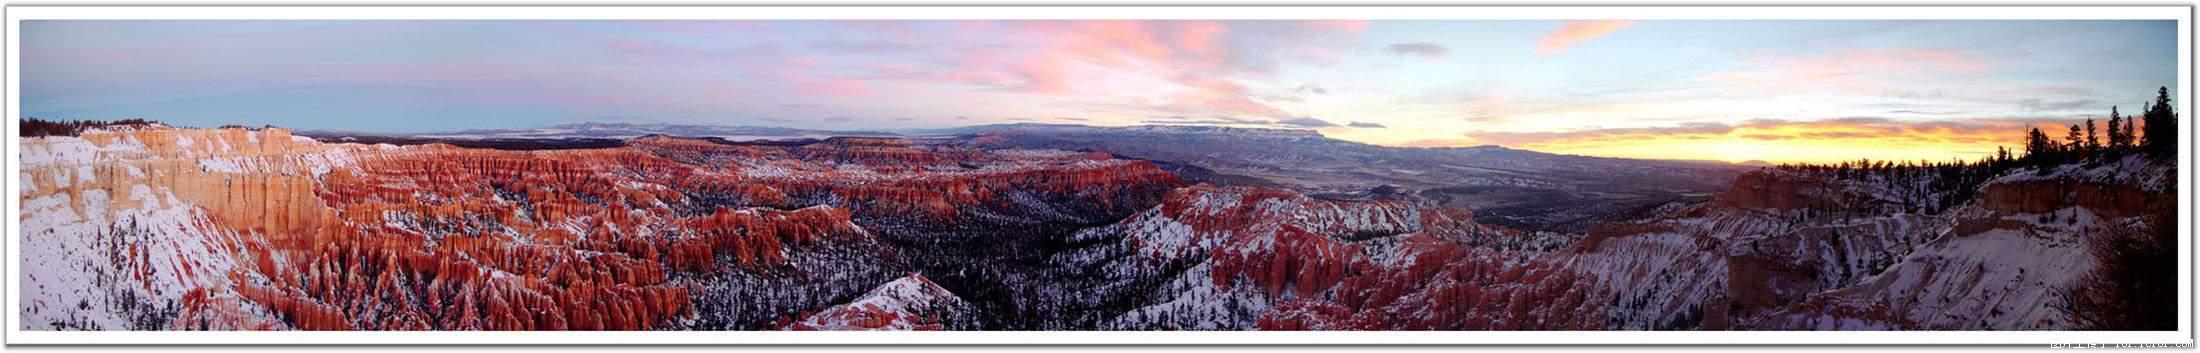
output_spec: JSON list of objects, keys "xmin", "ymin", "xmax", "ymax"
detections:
[
  {"xmin": 915, "ymin": 123, "xmax": 1327, "ymax": 140},
  {"xmin": 393, "ymin": 122, "xmax": 903, "ymax": 140},
  {"xmin": 331, "ymin": 121, "xmax": 1334, "ymax": 142}
]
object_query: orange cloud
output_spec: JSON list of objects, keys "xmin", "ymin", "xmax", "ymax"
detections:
[
  {"xmin": 1537, "ymin": 20, "xmax": 1633, "ymax": 56},
  {"xmin": 1466, "ymin": 117, "xmax": 2081, "ymax": 164}
]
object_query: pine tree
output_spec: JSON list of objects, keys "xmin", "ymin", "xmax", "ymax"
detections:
[
  {"xmin": 2025, "ymin": 126, "xmax": 2054, "ymax": 164},
  {"xmin": 2085, "ymin": 118, "xmax": 2100, "ymax": 152},
  {"xmin": 2065, "ymin": 123, "xmax": 2085, "ymax": 158},
  {"xmin": 2142, "ymin": 86, "xmax": 2178, "ymax": 156},
  {"xmin": 2107, "ymin": 106, "xmax": 2130, "ymax": 150},
  {"xmin": 2124, "ymin": 114, "xmax": 2138, "ymax": 150}
]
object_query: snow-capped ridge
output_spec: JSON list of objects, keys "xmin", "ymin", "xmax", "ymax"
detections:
[{"xmin": 779, "ymin": 274, "xmax": 975, "ymax": 331}]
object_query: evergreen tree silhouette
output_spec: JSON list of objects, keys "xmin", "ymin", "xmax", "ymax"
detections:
[
  {"xmin": 2107, "ymin": 106, "xmax": 2130, "ymax": 150},
  {"xmin": 2064, "ymin": 124, "xmax": 2085, "ymax": 158},
  {"xmin": 2025, "ymin": 126, "xmax": 2054, "ymax": 164},
  {"xmin": 2084, "ymin": 118, "xmax": 2100, "ymax": 152},
  {"xmin": 2124, "ymin": 113, "xmax": 2138, "ymax": 151},
  {"xmin": 2141, "ymin": 86, "xmax": 2178, "ymax": 156}
]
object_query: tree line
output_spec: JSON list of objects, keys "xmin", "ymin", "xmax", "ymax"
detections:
[
  {"xmin": 19, "ymin": 117, "xmax": 160, "ymax": 137},
  {"xmin": 2022, "ymin": 86, "xmax": 2181, "ymax": 165},
  {"xmin": 1768, "ymin": 86, "xmax": 2178, "ymax": 215}
]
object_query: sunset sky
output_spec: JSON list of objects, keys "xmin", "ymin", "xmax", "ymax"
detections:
[{"xmin": 20, "ymin": 20, "xmax": 2179, "ymax": 164}]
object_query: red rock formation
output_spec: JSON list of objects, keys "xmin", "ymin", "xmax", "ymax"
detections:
[
  {"xmin": 1713, "ymin": 171, "xmax": 1837, "ymax": 211},
  {"xmin": 1248, "ymin": 232, "xmax": 1608, "ymax": 330},
  {"xmin": 1118, "ymin": 185, "xmax": 1607, "ymax": 330},
  {"xmin": 22, "ymin": 127, "xmax": 1186, "ymax": 331},
  {"xmin": 1977, "ymin": 180, "xmax": 2154, "ymax": 219}
]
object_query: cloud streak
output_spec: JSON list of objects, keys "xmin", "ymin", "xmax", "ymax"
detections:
[
  {"xmin": 1277, "ymin": 117, "xmax": 1338, "ymax": 127},
  {"xmin": 1536, "ymin": 20, "xmax": 1633, "ymax": 56},
  {"xmin": 1385, "ymin": 42, "xmax": 1449, "ymax": 60},
  {"xmin": 2018, "ymin": 98, "xmax": 2098, "ymax": 112}
]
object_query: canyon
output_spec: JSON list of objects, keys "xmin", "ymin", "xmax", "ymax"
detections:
[{"xmin": 16, "ymin": 124, "xmax": 2177, "ymax": 331}]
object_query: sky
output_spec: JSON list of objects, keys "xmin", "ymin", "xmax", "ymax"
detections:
[{"xmin": 20, "ymin": 20, "xmax": 2179, "ymax": 164}]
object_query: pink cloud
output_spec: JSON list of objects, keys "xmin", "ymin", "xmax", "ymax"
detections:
[
  {"xmin": 1306, "ymin": 20, "xmax": 1372, "ymax": 33},
  {"xmin": 1170, "ymin": 21, "xmax": 1230, "ymax": 68},
  {"xmin": 1162, "ymin": 74, "xmax": 1290, "ymax": 117},
  {"xmin": 585, "ymin": 20, "xmax": 1366, "ymax": 118},
  {"xmin": 919, "ymin": 21, "xmax": 1186, "ymax": 94},
  {"xmin": 1006, "ymin": 58, "xmax": 1072, "ymax": 94},
  {"xmin": 923, "ymin": 46, "xmax": 1072, "ymax": 94},
  {"xmin": 908, "ymin": 20, "xmax": 1362, "ymax": 118},
  {"xmin": 1537, "ymin": 20, "xmax": 1634, "ymax": 56}
]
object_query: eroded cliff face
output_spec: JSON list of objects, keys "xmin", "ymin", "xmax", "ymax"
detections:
[
  {"xmin": 1713, "ymin": 172, "xmax": 1839, "ymax": 212},
  {"xmin": 20, "ymin": 126, "xmax": 1183, "ymax": 331},
  {"xmin": 1558, "ymin": 156, "xmax": 2176, "ymax": 330},
  {"xmin": 1057, "ymin": 185, "xmax": 1606, "ymax": 330},
  {"xmin": 1054, "ymin": 172, "xmax": 1863, "ymax": 331},
  {"xmin": 21, "ymin": 127, "xmax": 352, "ymax": 330},
  {"xmin": 1747, "ymin": 157, "xmax": 2175, "ymax": 330},
  {"xmin": 1065, "ymin": 154, "xmax": 2174, "ymax": 331}
]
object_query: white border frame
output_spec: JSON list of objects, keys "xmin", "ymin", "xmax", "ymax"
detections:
[{"xmin": 2, "ymin": 5, "xmax": 2192, "ymax": 346}]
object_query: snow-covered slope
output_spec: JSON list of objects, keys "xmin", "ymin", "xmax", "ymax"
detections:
[
  {"xmin": 1046, "ymin": 154, "xmax": 2174, "ymax": 331},
  {"xmin": 19, "ymin": 128, "xmax": 342, "ymax": 330},
  {"xmin": 1745, "ymin": 156, "xmax": 2174, "ymax": 330},
  {"xmin": 1566, "ymin": 156, "xmax": 2175, "ymax": 330},
  {"xmin": 779, "ymin": 274, "xmax": 975, "ymax": 331}
]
